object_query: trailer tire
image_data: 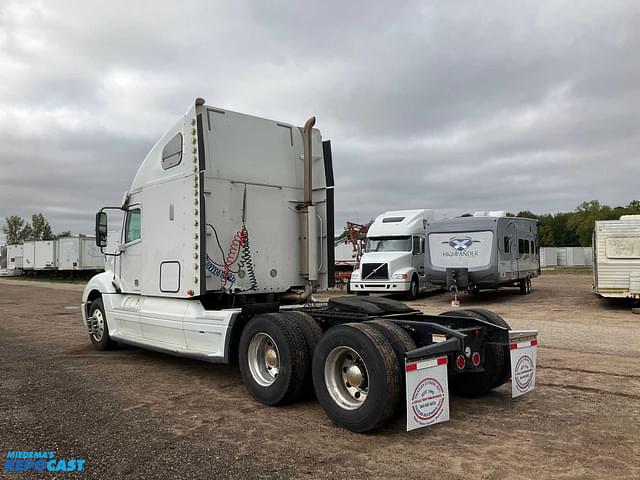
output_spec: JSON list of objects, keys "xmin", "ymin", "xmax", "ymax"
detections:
[
  {"xmin": 283, "ymin": 311, "xmax": 322, "ymax": 397},
  {"xmin": 239, "ymin": 313, "xmax": 309, "ymax": 406},
  {"xmin": 88, "ymin": 298, "xmax": 115, "ymax": 351},
  {"xmin": 439, "ymin": 309, "xmax": 506, "ymax": 397},
  {"xmin": 465, "ymin": 308, "xmax": 512, "ymax": 389},
  {"xmin": 519, "ymin": 277, "xmax": 532, "ymax": 294},
  {"xmin": 313, "ymin": 323, "xmax": 400, "ymax": 433}
]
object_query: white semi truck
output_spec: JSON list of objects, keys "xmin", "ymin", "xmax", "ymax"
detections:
[
  {"xmin": 82, "ymin": 99, "xmax": 538, "ymax": 432},
  {"xmin": 349, "ymin": 209, "xmax": 438, "ymax": 299}
]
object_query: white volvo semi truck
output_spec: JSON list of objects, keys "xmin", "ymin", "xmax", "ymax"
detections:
[
  {"xmin": 82, "ymin": 99, "xmax": 538, "ymax": 432},
  {"xmin": 349, "ymin": 209, "xmax": 439, "ymax": 299}
]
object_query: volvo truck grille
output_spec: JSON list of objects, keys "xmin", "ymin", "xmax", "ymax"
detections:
[{"xmin": 362, "ymin": 263, "xmax": 389, "ymax": 280}]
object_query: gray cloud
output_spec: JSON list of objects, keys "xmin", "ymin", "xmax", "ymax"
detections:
[{"xmin": 0, "ymin": 0, "xmax": 638, "ymax": 238}]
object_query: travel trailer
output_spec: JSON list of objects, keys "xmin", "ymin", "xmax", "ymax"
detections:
[
  {"xmin": 593, "ymin": 215, "xmax": 640, "ymax": 300},
  {"xmin": 426, "ymin": 213, "xmax": 539, "ymax": 294}
]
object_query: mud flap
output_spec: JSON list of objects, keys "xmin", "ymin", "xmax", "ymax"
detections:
[
  {"xmin": 509, "ymin": 330, "xmax": 538, "ymax": 398},
  {"xmin": 405, "ymin": 356, "xmax": 449, "ymax": 431}
]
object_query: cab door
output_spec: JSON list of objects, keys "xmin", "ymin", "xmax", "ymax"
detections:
[
  {"xmin": 118, "ymin": 206, "xmax": 143, "ymax": 293},
  {"xmin": 412, "ymin": 235, "xmax": 426, "ymax": 282}
]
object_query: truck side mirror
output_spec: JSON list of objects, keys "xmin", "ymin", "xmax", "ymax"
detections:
[{"xmin": 96, "ymin": 211, "xmax": 108, "ymax": 247}]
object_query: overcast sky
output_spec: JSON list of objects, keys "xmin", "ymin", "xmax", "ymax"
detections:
[{"xmin": 1, "ymin": 0, "xmax": 639, "ymax": 243}]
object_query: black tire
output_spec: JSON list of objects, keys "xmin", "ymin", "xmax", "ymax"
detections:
[
  {"xmin": 470, "ymin": 284, "xmax": 481, "ymax": 295},
  {"xmin": 439, "ymin": 309, "xmax": 507, "ymax": 397},
  {"xmin": 239, "ymin": 313, "xmax": 310, "ymax": 406},
  {"xmin": 465, "ymin": 308, "xmax": 512, "ymax": 389},
  {"xmin": 313, "ymin": 323, "xmax": 401, "ymax": 433},
  {"xmin": 367, "ymin": 319, "xmax": 416, "ymax": 366},
  {"xmin": 519, "ymin": 278, "xmax": 527, "ymax": 295},
  {"xmin": 88, "ymin": 298, "xmax": 114, "ymax": 351},
  {"xmin": 356, "ymin": 291, "xmax": 370, "ymax": 296},
  {"xmin": 527, "ymin": 278, "xmax": 532, "ymax": 294},
  {"xmin": 282, "ymin": 311, "xmax": 322, "ymax": 397},
  {"xmin": 367, "ymin": 320, "xmax": 416, "ymax": 415},
  {"xmin": 405, "ymin": 275, "xmax": 419, "ymax": 300}
]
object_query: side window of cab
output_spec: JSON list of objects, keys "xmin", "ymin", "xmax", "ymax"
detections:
[{"xmin": 125, "ymin": 208, "xmax": 141, "ymax": 243}]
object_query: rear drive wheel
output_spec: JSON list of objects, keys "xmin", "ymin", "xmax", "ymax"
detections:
[
  {"xmin": 239, "ymin": 313, "xmax": 309, "ymax": 405},
  {"xmin": 466, "ymin": 308, "xmax": 512, "ymax": 389},
  {"xmin": 527, "ymin": 278, "xmax": 532, "ymax": 294},
  {"xmin": 283, "ymin": 311, "xmax": 322, "ymax": 397},
  {"xmin": 405, "ymin": 276, "xmax": 419, "ymax": 300},
  {"xmin": 313, "ymin": 323, "xmax": 401, "ymax": 432},
  {"xmin": 439, "ymin": 309, "xmax": 507, "ymax": 397},
  {"xmin": 367, "ymin": 319, "xmax": 416, "ymax": 366},
  {"xmin": 88, "ymin": 298, "xmax": 114, "ymax": 351},
  {"xmin": 367, "ymin": 319, "xmax": 416, "ymax": 414}
]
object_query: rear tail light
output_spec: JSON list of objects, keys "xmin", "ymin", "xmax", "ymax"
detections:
[
  {"xmin": 456, "ymin": 354, "xmax": 466, "ymax": 370},
  {"xmin": 472, "ymin": 351, "xmax": 481, "ymax": 367}
]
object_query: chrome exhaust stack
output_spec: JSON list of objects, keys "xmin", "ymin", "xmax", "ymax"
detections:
[{"xmin": 293, "ymin": 116, "xmax": 318, "ymax": 302}]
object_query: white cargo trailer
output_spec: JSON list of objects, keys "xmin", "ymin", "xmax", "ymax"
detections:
[
  {"xmin": 23, "ymin": 241, "xmax": 36, "ymax": 270},
  {"xmin": 80, "ymin": 236, "xmax": 104, "ymax": 269},
  {"xmin": 593, "ymin": 215, "xmax": 640, "ymax": 299},
  {"xmin": 57, "ymin": 236, "xmax": 105, "ymax": 270},
  {"xmin": 7, "ymin": 244, "xmax": 24, "ymax": 271},
  {"xmin": 34, "ymin": 240, "xmax": 57, "ymax": 270},
  {"xmin": 58, "ymin": 237, "xmax": 80, "ymax": 269},
  {"xmin": 540, "ymin": 247, "xmax": 557, "ymax": 267},
  {"xmin": 81, "ymin": 98, "xmax": 537, "ymax": 433}
]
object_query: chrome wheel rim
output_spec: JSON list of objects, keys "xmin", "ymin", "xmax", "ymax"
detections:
[
  {"xmin": 324, "ymin": 346, "xmax": 369, "ymax": 410},
  {"xmin": 248, "ymin": 333, "xmax": 280, "ymax": 386},
  {"xmin": 92, "ymin": 309, "xmax": 105, "ymax": 341}
]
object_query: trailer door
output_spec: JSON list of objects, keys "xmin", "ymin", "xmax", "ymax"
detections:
[{"xmin": 507, "ymin": 222, "xmax": 518, "ymax": 280}]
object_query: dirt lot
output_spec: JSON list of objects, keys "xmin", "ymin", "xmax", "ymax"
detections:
[{"xmin": 1, "ymin": 273, "xmax": 639, "ymax": 479}]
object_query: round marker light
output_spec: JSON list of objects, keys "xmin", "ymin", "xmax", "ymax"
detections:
[
  {"xmin": 472, "ymin": 352, "xmax": 481, "ymax": 367},
  {"xmin": 456, "ymin": 354, "xmax": 465, "ymax": 370}
]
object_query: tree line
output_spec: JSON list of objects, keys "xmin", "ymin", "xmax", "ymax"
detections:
[
  {"xmin": 512, "ymin": 200, "xmax": 640, "ymax": 247},
  {"xmin": 3, "ymin": 214, "xmax": 71, "ymax": 245}
]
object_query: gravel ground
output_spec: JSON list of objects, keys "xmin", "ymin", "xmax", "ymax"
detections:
[{"xmin": 1, "ymin": 273, "xmax": 639, "ymax": 479}]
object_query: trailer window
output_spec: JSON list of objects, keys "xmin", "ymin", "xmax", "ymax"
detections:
[
  {"xmin": 524, "ymin": 240, "xmax": 530, "ymax": 254},
  {"xmin": 161, "ymin": 133, "xmax": 183, "ymax": 170},
  {"xmin": 125, "ymin": 209, "xmax": 141, "ymax": 243},
  {"xmin": 504, "ymin": 237, "xmax": 511, "ymax": 253},
  {"xmin": 366, "ymin": 236, "xmax": 412, "ymax": 252},
  {"xmin": 519, "ymin": 239, "xmax": 525, "ymax": 255}
]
